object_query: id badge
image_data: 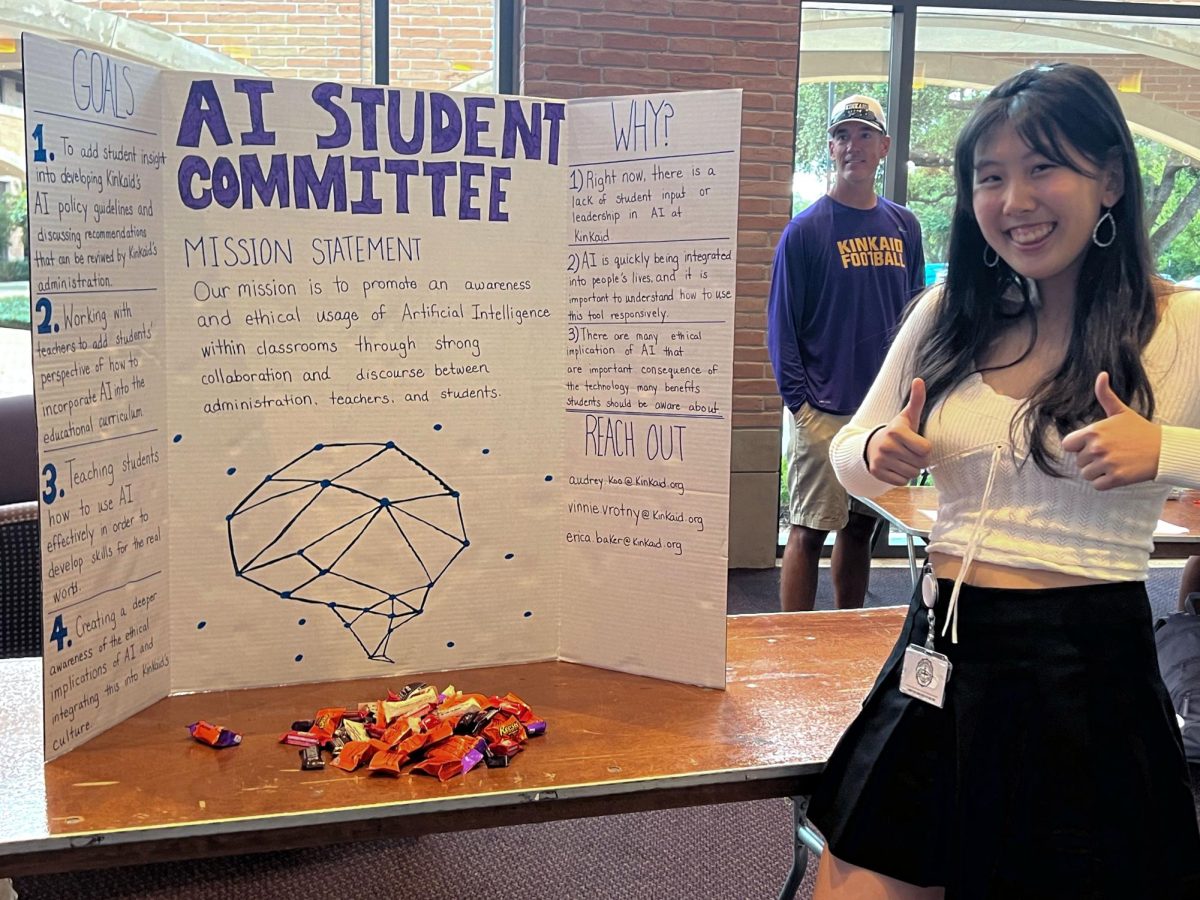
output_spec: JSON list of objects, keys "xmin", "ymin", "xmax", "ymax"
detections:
[{"xmin": 899, "ymin": 645, "xmax": 952, "ymax": 708}]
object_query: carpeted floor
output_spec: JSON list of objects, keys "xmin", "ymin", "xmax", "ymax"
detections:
[{"xmin": 12, "ymin": 562, "xmax": 1196, "ymax": 899}]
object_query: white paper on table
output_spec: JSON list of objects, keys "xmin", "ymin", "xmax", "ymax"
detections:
[{"xmin": 1156, "ymin": 519, "xmax": 1189, "ymax": 536}]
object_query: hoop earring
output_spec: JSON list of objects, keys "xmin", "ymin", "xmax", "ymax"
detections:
[
  {"xmin": 983, "ymin": 244, "xmax": 1000, "ymax": 268},
  {"xmin": 1092, "ymin": 208, "xmax": 1116, "ymax": 248}
]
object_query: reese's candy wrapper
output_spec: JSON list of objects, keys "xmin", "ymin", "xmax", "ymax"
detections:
[
  {"xmin": 188, "ymin": 720, "xmax": 242, "ymax": 748},
  {"xmin": 482, "ymin": 712, "xmax": 527, "ymax": 749},
  {"xmin": 496, "ymin": 693, "xmax": 547, "ymax": 736},
  {"xmin": 424, "ymin": 719, "xmax": 455, "ymax": 746},
  {"xmin": 380, "ymin": 717, "xmax": 413, "ymax": 748},
  {"xmin": 412, "ymin": 735, "xmax": 487, "ymax": 781},
  {"xmin": 368, "ymin": 746, "xmax": 409, "ymax": 775},
  {"xmin": 332, "ymin": 740, "xmax": 375, "ymax": 772},
  {"xmin": 299, "ymin": 745, "xmax": 325, "ymax": 770},
  {"xmin": 310, "ymin": 707, "xmax": 345, "ymax": 742}
]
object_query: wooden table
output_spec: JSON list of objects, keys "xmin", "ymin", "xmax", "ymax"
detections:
[
  {"xmin": 860, "ymin": 486, "xmax": 1200, "ymax": 583},
  {"xmin": 0, "ymin": 608, "xmax": 906, "ymax": 890}
]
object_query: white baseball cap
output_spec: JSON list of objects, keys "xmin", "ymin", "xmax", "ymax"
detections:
[{"xmin": 828, "ymin": 95, "xmax": 887, "ymax": 135}]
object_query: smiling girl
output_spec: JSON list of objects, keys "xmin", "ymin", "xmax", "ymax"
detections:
[{"xmin": 807, "ymin": 63, "xmax": 1200, "ymax": 899}]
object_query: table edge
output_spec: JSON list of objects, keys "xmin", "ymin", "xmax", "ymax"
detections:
[{"xmin": 0, "ymin": 760, "xmax": 824, "ymax": 875}]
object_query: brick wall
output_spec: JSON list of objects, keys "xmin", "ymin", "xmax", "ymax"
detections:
[
  {"xmin": 391, "ymin": 1, "xmax": 494, "ymax": 90},
  {"xmin": 73, "ymin": 0, "xmax": 375, "ymax": 82},
  {"xmin": 961, "ymin": 53, "xmax": 1200, "ymax": 118},
  {"xmin": 523, "ymin": 0, "xmax": 801, "ymax": 432},
  {"xmin": 72, "ymin": 1, "xmax": 495, "ymax": 90}
]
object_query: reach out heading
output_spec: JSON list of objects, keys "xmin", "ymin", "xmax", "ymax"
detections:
[{"xmin": 174, "ymin": 79, "xmax": 567, "ymax": 220}]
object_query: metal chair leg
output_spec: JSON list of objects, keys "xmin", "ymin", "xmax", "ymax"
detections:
[{"xmin": 778, "ymin": 796, "xmax": 825, "ymax": 899}]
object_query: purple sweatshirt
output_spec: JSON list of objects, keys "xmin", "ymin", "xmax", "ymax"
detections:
[{"xmin": 767, "ymin": 194, "xmax": 925, "ymax": 416}]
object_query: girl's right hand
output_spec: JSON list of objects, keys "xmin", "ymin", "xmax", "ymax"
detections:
[{"xmin": 865, "ymin": 377, "xmax": 933, "ymax": 485}]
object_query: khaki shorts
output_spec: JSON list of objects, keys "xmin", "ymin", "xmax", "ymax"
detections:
[{"xmin": 787, "ymin": 403, "xmax": 874, "ymax": 531}]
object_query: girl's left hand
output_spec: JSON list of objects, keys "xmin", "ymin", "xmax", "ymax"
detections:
[{"xmin": 1062, "ymin": 372, "xmax": 1162, "ymax": 491}]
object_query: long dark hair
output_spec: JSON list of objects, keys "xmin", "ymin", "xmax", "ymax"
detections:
[{"xmin": 913, "ymin": 63, "xmax": 1159, "ymax": 475}]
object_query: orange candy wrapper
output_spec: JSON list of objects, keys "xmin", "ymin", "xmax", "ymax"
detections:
[
  {"xmin": 412, "ymin": 735, "xmax": 488, "ymax": 781},
  {"xmin": 309, "ymin": 707, "xmax": 345, "ymax": 743},
  {"xmin": 292, "ymin": 686, "xmax": 545, "ymax": 778},
  {"xmin": 331, "ymin": 740, "xmax": 377, "ymax": 772},
  {"xmin": 188, "ymin": 720, "xmax": 241, "ymax": 748}
]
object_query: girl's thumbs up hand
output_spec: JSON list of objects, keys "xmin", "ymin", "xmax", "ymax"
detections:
[
  {"xmin": 866, "ymin": 378, "xmax": 934, "ymax": 486},
  {"xmin": 1062, "ymin": 372, "xmax": 1161, "ymax": 491}
]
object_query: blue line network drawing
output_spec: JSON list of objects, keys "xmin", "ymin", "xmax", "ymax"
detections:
[{"xmin": 227, "ymin": 441, "xmax": 468, "ymax": 661}]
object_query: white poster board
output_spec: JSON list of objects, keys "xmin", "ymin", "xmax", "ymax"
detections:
[{"xmin": 22, "ymin": 34, "xmax": 741, "ymax": 760}]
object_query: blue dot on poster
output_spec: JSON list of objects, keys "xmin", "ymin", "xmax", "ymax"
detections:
[
  {"xmin": 482, "ymin": 448, "xmax": 490, "ymax": 455},
  {"xmin": 298, "ymin": 618, "xmax": 306, "ymax": 626},
  {"xmin": 447, "ymin": 641, "xmax": 455, "ymax": 648},
  {"xmin": 505, "ymin": 553, "xmax": 514, "ymax": 560},
  {"xmin": 524, "ymin": 611, "xmax": 533, "ymax": 618},
  {"xmin": 197, "ymin": 621, "xmax": 206, "ymax": 629},
  {"xmin": 172, "ymin": 434, "xmax": 182, "ymax": 443},
  {"xmin": 545, "ymin": 475, "xmax": 553, "ymax": 482},
  {"xmin": 226, "ymin": 467, "xmax": 236, "ymax": 476},
  {"xmin": 295, "ymin": 654, "xmax": 303, "ymax": 662},
  {"xmin": 433, "ymin": 423, "xmax": 442, "ymax": 431}
]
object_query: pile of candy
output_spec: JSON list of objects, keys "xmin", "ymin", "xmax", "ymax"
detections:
[{"xmin": 280, "ymin": 682, "xmax": 547, "ymax": 781}]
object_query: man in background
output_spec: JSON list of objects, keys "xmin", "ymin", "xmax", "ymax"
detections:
[{"xmin": 767, "ymin": 94, "xmax": 925, "ymax": 611}]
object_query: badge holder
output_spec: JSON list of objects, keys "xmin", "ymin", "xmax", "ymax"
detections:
[{"xmin": 899, "ymin": 566, "xmax": 952, "ymax": 708}]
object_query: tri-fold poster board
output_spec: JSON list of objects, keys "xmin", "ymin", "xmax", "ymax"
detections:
[{"xmin": 21, "ymin": 34, "xmax": 742, "ymax": 761}]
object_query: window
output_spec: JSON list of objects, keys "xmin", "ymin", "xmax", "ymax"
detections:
[
  {"xmin": 780, "ymin": 0, "xmax": 1200, "ymax": 551},
  {"xmin": 0, "ymin": 1, "xmax": 510, "ymax": 399}
]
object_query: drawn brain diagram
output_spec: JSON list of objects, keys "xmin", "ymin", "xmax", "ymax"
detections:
[{"xmin": 228, "ymin": 441, "xmax": 468, "ymax": 661}]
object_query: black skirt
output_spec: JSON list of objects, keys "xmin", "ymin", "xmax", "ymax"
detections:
[{"xmin": 808, "ymin": 579, "xmax": 1200, "ymax": 900}]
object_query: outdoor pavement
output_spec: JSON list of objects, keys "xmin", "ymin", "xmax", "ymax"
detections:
[{"xmin": 0, "ymin": 325, "xmax": 32, "ymax": 398}]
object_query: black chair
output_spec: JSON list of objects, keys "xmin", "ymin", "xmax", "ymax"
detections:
[{"xmin": 0, "ymin": 393, "xmax": 40, "ymax": 658}]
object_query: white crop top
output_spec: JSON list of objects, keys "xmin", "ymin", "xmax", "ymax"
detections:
[{"xmin": 830, "ymin": 287, "xmax": 1200, "ymax": 582}]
